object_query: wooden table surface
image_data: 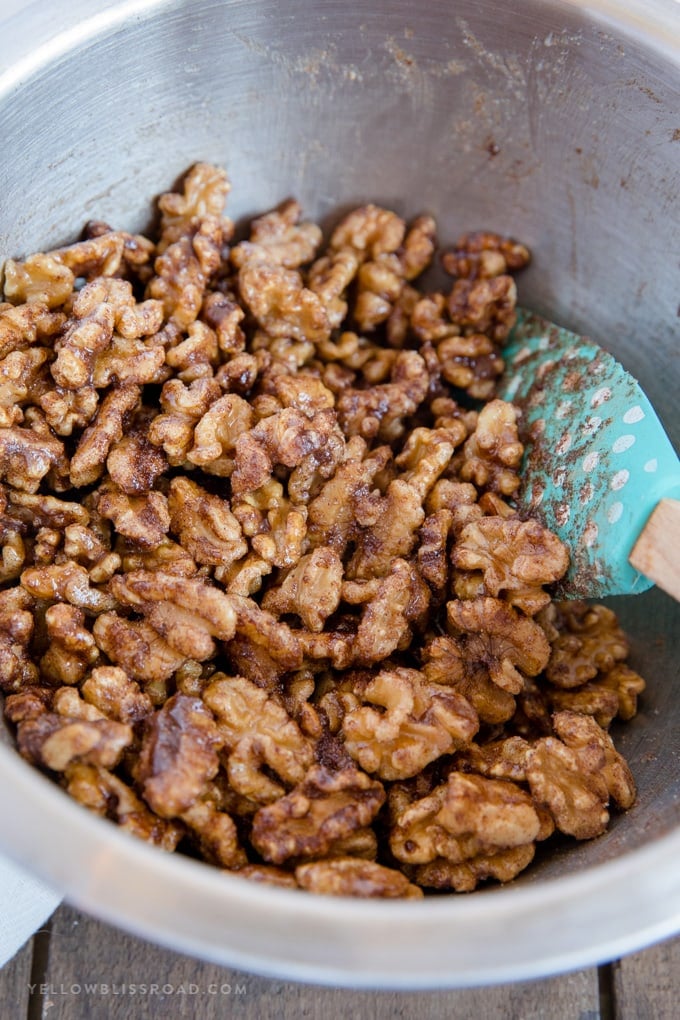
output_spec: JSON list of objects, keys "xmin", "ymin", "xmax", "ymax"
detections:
[{"xmin": 0, "ymin": 904, "xmax": 677, "ymax": 1019}]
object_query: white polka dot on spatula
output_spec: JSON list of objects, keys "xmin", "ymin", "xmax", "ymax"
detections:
[
  {"xmin": 612, "ymin": 434, "xmax": 636, "ymax": 453},
  {"xmin": 611, "ymin": 470, "xmax": 629, "ymax": 491},
  {"xmin": 623, "ymin": 405, "xmax": 645, "ymax": 424},
  {"xmin": 607, "ymin": 502, "xmax": 624, "ymax": 524}
]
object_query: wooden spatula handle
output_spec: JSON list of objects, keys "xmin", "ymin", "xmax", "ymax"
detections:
[{"xmin": 629, "ymin": 498, "xmax": 680, "ymax": 602}]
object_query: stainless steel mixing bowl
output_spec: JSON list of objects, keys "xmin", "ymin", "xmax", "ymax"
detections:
[{"xmin": 0, "ymin": 0, "xmax": 678, "ymax": 988}]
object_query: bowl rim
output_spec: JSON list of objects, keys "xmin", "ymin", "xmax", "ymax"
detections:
[
  {"xmin": 0, "ymin": 0, "xmax": 679, "ymax": 104},
  {"xmin": 1, "ymin": 736, "xmax": 679, "ymax": 988}
]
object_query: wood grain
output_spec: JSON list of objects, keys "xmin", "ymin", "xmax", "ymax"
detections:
[
  {"xmin": 0, "ymin": 939, "xmax": 32, "ymax": 1020},
  {"xmin": 33, "ymin": 904, "xmax": 601, "ymax": 1020},
  {"xmin": 613, "ymin": 936, "xmax": 680, "ymax": 1020},
  {"xmin": 242, "ymin": 966, "xmax": 599, "ymax": 1020},
  {"xmin": 628, "ymin": 498, "xmax": 680, "ymax": 602}
]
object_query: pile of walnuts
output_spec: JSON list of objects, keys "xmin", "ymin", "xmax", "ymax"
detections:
[{"xmin": 0, "ymin": 164, "xmax": 645, "ymax": 898}]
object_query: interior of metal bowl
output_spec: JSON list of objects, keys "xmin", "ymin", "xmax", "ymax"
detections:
[{"xmin": 0, "ymin": 0, "xmax": 678, "ymax": 987}]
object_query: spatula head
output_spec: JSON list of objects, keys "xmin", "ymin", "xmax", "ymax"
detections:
[{"xmin": 499, "ymin": 310, "xmax": 680, "ymax": 598}]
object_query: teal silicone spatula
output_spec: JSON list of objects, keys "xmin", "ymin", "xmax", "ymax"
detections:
[{"xmin": 497, "ymin": 310, "xmax": 680, "ymax": 600}]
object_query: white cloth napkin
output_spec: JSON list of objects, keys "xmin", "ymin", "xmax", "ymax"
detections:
[{"xmin": 0, "ymin": 853, "xmax": 61, "ymax": 967}]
